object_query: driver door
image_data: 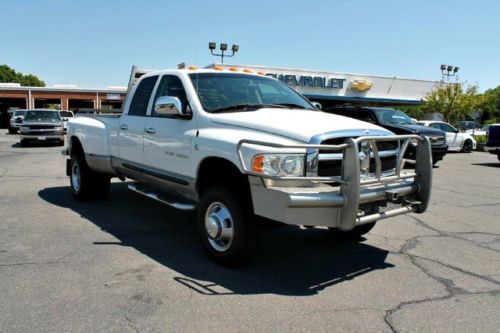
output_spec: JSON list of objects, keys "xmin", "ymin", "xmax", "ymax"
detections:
[{"xmin": 143, "ymin": 75, "xmax": 193, "ymax": 182}]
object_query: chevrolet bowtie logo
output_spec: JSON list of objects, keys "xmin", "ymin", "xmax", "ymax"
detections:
[{"xmin": 350, "ymin": 80, "xmax": 373, "ymax": 91}]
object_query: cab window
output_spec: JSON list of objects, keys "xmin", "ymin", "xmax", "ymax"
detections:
[{"xmin": 128, "ymin": 75, "xmax": 158, "ymax": 116}]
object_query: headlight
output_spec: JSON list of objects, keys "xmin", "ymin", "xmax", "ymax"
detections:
[
  {"xmin": 20, "ymin": 126, "xmax": 29, "ymax": 131},
  {"xmin": 54, "ymin": 126, "xmax": 63, "ymax": 131},
  {"xmin": 410, "ymin": 138, "xmax": 418, "ymax": 146},
  {"xmin": 252, "ymin": 154, "xmax": 305, "ymax": 177}
]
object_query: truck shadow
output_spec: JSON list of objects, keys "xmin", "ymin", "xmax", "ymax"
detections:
[
  {"xmin": 38, "ymin": 183, "xmax": 393, "ymax": 296},
  {"xmin": 471, "ymin": 162, "xmax": 500, "ymax": 168}
]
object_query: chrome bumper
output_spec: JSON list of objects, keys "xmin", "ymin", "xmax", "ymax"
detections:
[
  {"xmin": 238, "ymin": 135, "xmax": 432, "ymax": 230},
  {"xmin": 21, "ymin": 134, "xmax": 64, "ymax": 140}
]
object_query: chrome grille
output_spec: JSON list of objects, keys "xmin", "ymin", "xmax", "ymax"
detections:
[
  {"xmin": 428, "ymin": 136, "xmax": 446, "ymax": 146},
  {"xmin": 318, "ymin": 138, "xmax": 399, "ymax": 177}
]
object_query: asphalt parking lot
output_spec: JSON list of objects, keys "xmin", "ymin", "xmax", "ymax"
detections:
[{"xmin": 0, "ymin": 129, "xmax": 499, "ymax": 332}]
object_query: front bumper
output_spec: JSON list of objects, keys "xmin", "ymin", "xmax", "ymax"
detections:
[
  {"xmin": 484, "ymin": 146, "xmax": 500, "ymax": 155},
  {"xmin": 431, "ymin": 144, "xmax": 448, "ymax": 162},
  {"xmin": 20, "ymin": 132, "xmax": 64, "ymax": 141},
  {"xmin": 239, "ymin": 135, "xmax": 432, "ymax": 231}
]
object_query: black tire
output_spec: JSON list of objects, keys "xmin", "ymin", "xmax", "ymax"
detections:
[
  {"xmin": 20, "ymin": 139, "xmax": 27, "ymax": 147},
  {"xmin": 497, "ymin": 154, "xmax": 500, "ymax": 162},
  {"xmin": 8, "ymin": 128, "xmax": 17, "ymax": 134},
  {"xmin": 197, "ymin": 187, "xmax": 259, "ymax": 265},
  {"xmin": 70, "ymin": 153, "xmax": 110, "ymax": 201},
  {"xmin": 461, "ymin": 140, "xmax": 473, "ymax": 153}
]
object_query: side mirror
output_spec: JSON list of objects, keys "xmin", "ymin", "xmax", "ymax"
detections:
[
  {"xmin": 311, "ymin": 101, "xmax": 322, "ymax": 110},
  {"xmin": 154, "ymin": 96, "xmax": 183, "ymax": 117}
]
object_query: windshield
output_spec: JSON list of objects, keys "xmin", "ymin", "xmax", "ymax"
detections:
[
  {"xmin": 189, "ymin": 73, "xmax": 315, "ymax": 113},
  {"xmin": 59, "ymin": 111, "xmax": 73, "ymax": 117},
  {"xmin": 14, "ymin": 111, "xmax": 26, "ymax": 117},
  {"xmin": 24, "ymin": 110, "xmax": 61, "ymax": 122},
  {"xmin": 374, "ymin": 109, "xmax": 414, "ymax": 125}
]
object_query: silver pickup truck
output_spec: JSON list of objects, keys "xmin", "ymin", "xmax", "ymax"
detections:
[{"xmin": 63, "ymin": 66, "xmax": 432, "ymax": 265}]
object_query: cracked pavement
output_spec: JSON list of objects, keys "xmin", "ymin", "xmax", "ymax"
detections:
[{"xmin": 0, "ymin": 129, "xmax": 499, "ymax": 332}]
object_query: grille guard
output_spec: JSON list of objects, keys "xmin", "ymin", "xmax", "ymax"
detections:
[{"xmin": 237, "ymin": 134, "xmax": 433, "ymax": 230}]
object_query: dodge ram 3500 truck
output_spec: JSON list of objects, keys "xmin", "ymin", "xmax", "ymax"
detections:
[{"xmin": 63, "ymin": 66, "xmax": 432, "ymax": 265}]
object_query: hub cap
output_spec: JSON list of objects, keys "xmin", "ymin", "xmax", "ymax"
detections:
[
  {"xmin": 204, "ymin": 202, "xmax": 234, "ymax": 252},
  {"xmin": 71, "ymin": 162, "xmax": 81, "ymax": 192}
]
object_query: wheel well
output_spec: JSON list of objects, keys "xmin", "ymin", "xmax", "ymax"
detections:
[
  {"xmin": 197, "ymin": 157, "xmax": 252, "ymax": 209},
  {"xmin": 70, "ymin": 136, "xmax": 84, "ymax": 158}
]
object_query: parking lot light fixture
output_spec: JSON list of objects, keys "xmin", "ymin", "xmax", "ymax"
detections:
[
  {"xmin": 440, "ymin": 64, "xmax": 460, "ymax": 82},
  {"xmin": 208, "ymin": 42, "xmax": 239, "ymax": 64}
]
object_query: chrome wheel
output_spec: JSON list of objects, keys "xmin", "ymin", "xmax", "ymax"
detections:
[
  {"xmin": 71, "ymin": 162, "xmax": 81, "ymax": 192},
  {"xmin": 204, "ymin": 202, "xmax": 234, "ymax": 252}
]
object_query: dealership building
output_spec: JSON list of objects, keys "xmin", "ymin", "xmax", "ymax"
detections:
[
  {"xmin": 208, "ymin": 64, "xmax": 440, "ymax": 109},
  {"xmin": 0, "ymin": 64, "xmax": 439, "ymax": 128},
  {"xmin": 0, "ymin": 84, "xmax": 126, "ymax": 128}
]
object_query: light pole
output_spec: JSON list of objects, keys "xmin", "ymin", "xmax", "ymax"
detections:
[
  {"xmin": 440, "ymin": 64, "xmax": 459, "ymax": 82},
  {"xmin": 209, "ymin": 42, "xmax": 239, "ymax": 64}
]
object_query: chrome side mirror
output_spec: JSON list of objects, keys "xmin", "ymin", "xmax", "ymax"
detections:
[
  {"xmin": 154, "ymin": 96, "xmax": 183, "ymax": 116},
  {"xmin": 311, "ymin": 101, "xmax": 322, "ymax": 110}
]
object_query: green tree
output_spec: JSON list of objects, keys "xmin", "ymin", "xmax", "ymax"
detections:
[
  {"xmin": 0, "ymin": 64, "xmax": 45, "ymax": 87},
  {"xmin": 479, "ymin": 85, "xmax": 500, "ymax": 124},
  {"xmin": 420, "ymin": 82, "xmax": 483, "ymax": 125}
]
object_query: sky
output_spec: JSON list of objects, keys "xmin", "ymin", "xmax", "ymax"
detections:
[{"xmin": 1, "ymin": 0, "xmax": 499, "ymax": 91}]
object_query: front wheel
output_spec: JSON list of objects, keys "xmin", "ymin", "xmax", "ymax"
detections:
[
  {"xmin": 70, "ymin": 153, "xmax": 110, "ymax": 200},
  {"xmin": 197, "ymin": 187, "xmax": 259, "ymax": 265}
]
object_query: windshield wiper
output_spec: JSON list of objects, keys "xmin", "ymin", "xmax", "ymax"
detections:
[
  {"xmin": 211, "ymin": 104, "xmax": 287, "ymax": 113},
  {"xmin": 274, "ymin": 103, "xmax": 311, "ymax": 110}
]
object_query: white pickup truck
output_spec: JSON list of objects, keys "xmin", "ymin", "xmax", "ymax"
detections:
[{"xmin": 63, "ymin": 66, "xmax": 432, "ymax": 264}]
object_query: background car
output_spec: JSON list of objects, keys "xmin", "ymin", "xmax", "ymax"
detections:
[
  {"xmin": 484, "ymin": 124, "xmax": 500, "ymax": 162},
  {"xmin": 465, "ymin": 125, "xmax": 490, "ymax": 136},
  {"xmin": 8, "ymin": 109, "xmax": 27, "ymax": 134},
  {"xmin": 457, "ymin": 120, "xmax": 480, "ymax": 131},
  {"xmin": 59, "ymin": 110, "xmax": 74, "ymax": 132},
  {"xmin": 19, "ymin": 109, "xmax": 64, "ymax": 146},
  {"xmin": 418, "ymin": 120, "xmax": 476, "ymax": 153},
  {"xmin": 324, "ymin": 106, "xmax": 449, "ymax": 165}
]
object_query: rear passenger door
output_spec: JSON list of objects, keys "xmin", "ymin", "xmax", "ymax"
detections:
[{"xmin": 118, "ymin": 75, "xmax": 158, "ymax": 165}]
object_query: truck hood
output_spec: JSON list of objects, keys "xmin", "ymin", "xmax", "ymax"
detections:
[{"xmin": 210, "ymin": 109, "xmax": 393, "ymax": 142}]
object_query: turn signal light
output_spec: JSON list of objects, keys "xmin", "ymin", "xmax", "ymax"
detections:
[
  {"xmin": 243, "ymin": 68, "xmax": 253, "ymax": 73},
  {"xmin": 252, "ymin": 155, "xmax": 265, "ymax": 173},
  {"xmin": 229, "ymin": 67, "xmax": 239, "ymax": 72},
  {"xmin": 188, "ymin": 65, "xmax": 198, "ymax": 70},
  {"xmin": 213, "ymin": 65, "xmax": 223, "ymax": 71}
]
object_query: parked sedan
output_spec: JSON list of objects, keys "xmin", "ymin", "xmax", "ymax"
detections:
[
  {"xmin": 8, "ymin": 110, "xmax": 27, "ymax": 134},
  {"xmin": 418, "ymin": 120, "xmax": 476, "ymax": 153},
  {"xmin": 465, "ymin": 125, "xmax": 490, "ymax": 137},
  {"xmin": 19, "ymin": 109, "xmax": 64, "ymax": 146}
]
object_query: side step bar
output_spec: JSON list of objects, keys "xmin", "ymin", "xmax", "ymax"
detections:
[{"xmin": 128, "ymin": 183, "xmax": 197, "ymax": 211}]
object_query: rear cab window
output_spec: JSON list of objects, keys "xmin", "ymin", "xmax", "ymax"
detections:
[{"xmin": 128, "ymin": 75, "xmax": 158, "ymax": 116}]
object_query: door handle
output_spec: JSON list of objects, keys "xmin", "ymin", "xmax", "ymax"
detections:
[
  {"xmin": 145, "ymin": 127, "xmax": 156, "ymax": 134},
  {"xmin": 120, "ymin": 124, "xmax": 128, "ymax": 130}
]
